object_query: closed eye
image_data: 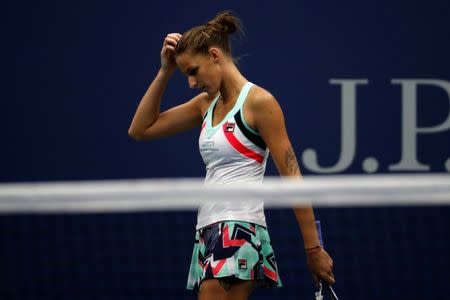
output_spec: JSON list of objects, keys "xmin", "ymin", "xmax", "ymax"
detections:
[{"xmin": 187, "ymin": 67, "xmax": 199, "ymax": 76}]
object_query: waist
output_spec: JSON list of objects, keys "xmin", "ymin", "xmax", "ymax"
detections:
[{"xmin": 196, "ymin": 198, "xmax": 266, "ymax": 230}]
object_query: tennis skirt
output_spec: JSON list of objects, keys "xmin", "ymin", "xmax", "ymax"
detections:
[{"xmin": 186, "ymin": 220, "xmax": 283, "ymax": 291}]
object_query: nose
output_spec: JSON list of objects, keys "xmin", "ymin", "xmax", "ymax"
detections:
[{"xmin": 188, "ymin": 76, "xmax": 197, "ymax": 89}]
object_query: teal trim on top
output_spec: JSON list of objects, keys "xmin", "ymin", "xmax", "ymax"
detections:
[
  {"xmin": 205, "ymin": 93, "xmax": 221, "ymax": 119},
  {"xmin": 239, "ymin": 108, "xmax": 260, "ymax": 135},
  {"xmin": 205, "ymin": 82, "xmax": 254, "ymax": 139},
  {"xmin": 204, "ymin": 94, "xmax": 221, "ymax": 137}
]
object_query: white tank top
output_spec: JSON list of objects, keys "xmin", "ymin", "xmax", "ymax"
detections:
[{"xmin": 196, "ymin": 82, "xmax": 269, "ymax": 230}]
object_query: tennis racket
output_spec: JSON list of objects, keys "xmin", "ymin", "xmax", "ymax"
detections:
[{"xmin": 314, "ymin": 220, "xmax": 340, "ymax": 300}]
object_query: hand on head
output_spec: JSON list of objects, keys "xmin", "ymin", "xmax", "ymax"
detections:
[{"xmin": 160, "ymin": 33, "xmax": 182, "ymax": 73}]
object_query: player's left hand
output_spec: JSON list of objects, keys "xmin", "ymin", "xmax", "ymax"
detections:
[{"xmin": 306, "ymin": 247, "xmax": 335, "ymax": 285}]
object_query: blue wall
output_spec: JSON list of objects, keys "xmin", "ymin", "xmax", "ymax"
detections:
[
  {"xmin": 2, "ymin": 1, "xmax": 450, "ymax": 299},
  {"xmin": 3, "ymin": 1, "xmax": 450, "ymax": 181}
]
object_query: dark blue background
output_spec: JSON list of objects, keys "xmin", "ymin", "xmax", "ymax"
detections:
[
  {"xmin": 3, "ymin": 0, "xmax": 450, "ymax": 181},
  {"xmin": 2, "ymin": 1, "xmax": 450, "ymax": 299}
]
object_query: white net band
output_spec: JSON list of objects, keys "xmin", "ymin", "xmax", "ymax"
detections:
[{"xmin": 0, "ymin": 173, "xmax": 449, "ymax": 213}]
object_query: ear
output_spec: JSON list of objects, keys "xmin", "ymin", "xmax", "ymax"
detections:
[{"xmin": 208, "ymin": 47, "xmax": 221, "ymax": 63}]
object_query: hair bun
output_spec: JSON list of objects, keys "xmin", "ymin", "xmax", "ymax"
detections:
[
  {"xmin": 206, "ymin": 11, "xmax": 239, "ymax": 35},
  {"xmin": 176, "ymin": 10, "xmax": 242, "ymax": 56}
]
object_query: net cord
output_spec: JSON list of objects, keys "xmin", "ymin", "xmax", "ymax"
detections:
[{"xmin": 0, "ymin": 174, "xmax": 449, "ymax": 213}]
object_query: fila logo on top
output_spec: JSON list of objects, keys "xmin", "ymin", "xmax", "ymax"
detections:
[
  {"xmin": 225, "ymin": 122, "xmax": 236, "ymax": 132},
  {"xmin": 301, "ymin": 79, "xmax": 450, "ymax": 174}
]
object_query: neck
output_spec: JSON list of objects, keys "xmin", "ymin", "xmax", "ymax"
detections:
[{"xmin": 218, "ymin": 62, "xmax": 248, "ymax": 104}]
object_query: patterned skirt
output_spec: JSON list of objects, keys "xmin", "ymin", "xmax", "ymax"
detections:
[{"xmin": 186, "ymin": 220, "xmax": 283, "ymax": 291}]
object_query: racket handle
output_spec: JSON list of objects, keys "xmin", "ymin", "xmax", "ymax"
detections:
[
  {"xmin": 315, "ymin": 220, "xmax": 340, "ymax": 300},
  {"xmin": 316, "ymin": 220, "xmax": 324, "ymax": 247}
]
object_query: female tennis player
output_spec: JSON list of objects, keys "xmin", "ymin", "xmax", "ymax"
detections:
[{"xmin": 128, "ymin": 10, "xmax": 335, "ymax": 300}]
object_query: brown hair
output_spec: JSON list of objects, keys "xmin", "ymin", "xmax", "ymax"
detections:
[{"xmin": 175, "ymin": 11, "xmax": 242, "ymax": 57}]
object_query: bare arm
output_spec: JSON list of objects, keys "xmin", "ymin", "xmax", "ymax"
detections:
[
  {"xmin": 250, "ymin": 89, "xmax": 335, "ymax": 284},
  {"xmin": 128, "ymin": 68, "xmax": 205, "ymax": 140},
  {"xmin": 128, "ymin": 33, "xmax": 204, "ymax": 140}
]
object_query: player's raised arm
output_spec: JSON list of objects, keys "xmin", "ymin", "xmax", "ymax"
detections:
[{"xmin": 128, "ymin": 33, "xmax": 205, "ymax": 140}]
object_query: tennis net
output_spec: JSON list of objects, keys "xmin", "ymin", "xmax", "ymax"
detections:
[{"xmin": 0, "ymin": 174, "xmax": 449, "ymax": 300}]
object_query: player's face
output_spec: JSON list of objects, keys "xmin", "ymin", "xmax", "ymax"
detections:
[{"xmin": 176, "ymin": 51, "xmax": 221, "ymax": 96}]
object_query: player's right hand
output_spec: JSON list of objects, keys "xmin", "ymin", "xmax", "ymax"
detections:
[{"xmin": 160, "ymin": 33, "xmax": 182, "ymax": 74}]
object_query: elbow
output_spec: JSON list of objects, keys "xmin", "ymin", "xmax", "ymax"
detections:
[
  {"xmin": 128, "ymin": 126, "xmax": 145, "ymax": 141},
  {"xmin": 128, "ymin": 126, "xmax": 157, "ymax": 141}
]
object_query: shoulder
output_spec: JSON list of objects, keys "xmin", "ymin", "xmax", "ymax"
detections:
[{"xmin": 246, "ymin": 84, "xmax": 283, "ymax": 116}]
